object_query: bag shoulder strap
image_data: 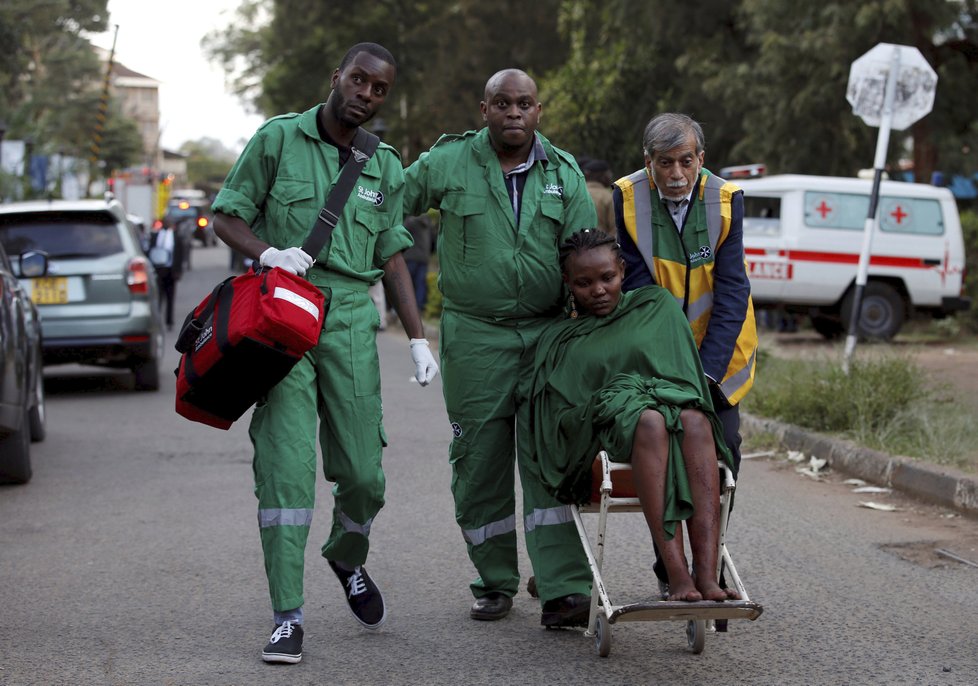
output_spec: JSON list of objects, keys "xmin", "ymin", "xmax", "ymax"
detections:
[{"xmin": 301, "ymin": 127, "xmax": 381, "ymax": 258}]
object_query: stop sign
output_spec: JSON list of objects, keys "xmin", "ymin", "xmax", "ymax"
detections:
[{"xmin": 846, "ymin": 43, "xmax": 937, "ymax": 131}]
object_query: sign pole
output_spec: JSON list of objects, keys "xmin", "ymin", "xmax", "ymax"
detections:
[{"xmin": 842, "ymin": 46, "xmax": 901, "ymax": 374}]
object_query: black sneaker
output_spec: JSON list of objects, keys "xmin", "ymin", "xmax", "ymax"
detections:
[
  {"xmin": 262, "ymin": 621, "xmax": 303, "ymax": 664},
  {"xmin": 329, "ymin": 560, "xmax": 387, "ymax": 629}
]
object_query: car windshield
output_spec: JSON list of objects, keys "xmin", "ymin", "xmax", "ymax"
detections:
[{"xmin": 0, "ymin": 212, "xmax": 124, "ymax": 259}]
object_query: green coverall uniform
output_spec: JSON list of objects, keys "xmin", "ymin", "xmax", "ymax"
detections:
[
  {"xmin": 403, "ymin": 128, "xmax": 596, "ymax": 603},
  {"xmin": 212, "ymin": 104, "xmax": 412, "ymax": 613}
]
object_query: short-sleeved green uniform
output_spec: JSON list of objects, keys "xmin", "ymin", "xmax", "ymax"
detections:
[
  {"xmin": 212, "ymin": 104, "xmax": 412, "ymax": 613},
  {"xmin": 403, "ymin": 128, "xmax": 597, "ymax": 603}
]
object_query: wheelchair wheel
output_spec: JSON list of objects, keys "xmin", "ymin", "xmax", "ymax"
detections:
[
  {"xmin": 686, "ymin": 619, "xmax": 706, "ymax": 654},
  {"xmin": 595, "ymin": 614, "xmax": 612, "ymax": 657}
]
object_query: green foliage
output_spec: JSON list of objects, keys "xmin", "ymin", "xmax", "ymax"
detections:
[
  {"xmin": 179, "ymin": 138, "xmax": 237, "ymax": 197},
  {"xmin": 205, "ymin": 0, "xmax": 568, "ymax": 162},
  {"xmin": 198, "ymin": 0, "xmax": 978, "ymax": 181},
  {"xmin": 0, "ymin": 0, "xmax": 144, "ymax": 179},
  {"xmin": 98, "ymin": 103, "xmax": 144, "ymax": 173},
  {"xmin": 423, "ymin": 268, "xmax": 442, "ymax": 320},
  {"xmin": 0, "ymin": 0, "xmax": 108, "ymax": 116},
  {"xmin": 723, "ymin": 0, "xmax": 978, "ymax": 179},
  {"xmin": 960, "ymin": 209, "xmax": 978, "ymax": 332},
  {"xmin": 541, "ymin": 0, "xmax": 753, "ymax": 174},
  {"xmin": 743, "ymin": 352, "xmax": 975, "ymax": 469}
]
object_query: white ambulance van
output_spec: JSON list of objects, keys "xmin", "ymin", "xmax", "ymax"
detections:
[{"xmin": 737, "ymin": 174, "xmax": 970, "ymax": 339}]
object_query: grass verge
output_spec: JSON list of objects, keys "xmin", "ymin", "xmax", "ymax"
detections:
[{"xmin": 741, "ymin": 350, "xmax": 976, "ymax": 473}]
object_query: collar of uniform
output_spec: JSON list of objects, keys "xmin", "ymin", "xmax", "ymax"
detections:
[
  {"xmin": 473, "ymin": 128, "xmax": 550, "ymax": 170},
  {"xmin": 298, "ymin": 104, "xmax": 325, "ymax": 141},
  {"xmin": 503, "ymin": 135, "xmax": 548, "ymax": 178},
  {"xmin": 296, "ymin": 104, "xmax": 384, "ymax": 180}
]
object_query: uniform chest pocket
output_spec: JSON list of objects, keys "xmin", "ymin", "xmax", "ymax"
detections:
[
  {"xmin": 440, "ymin": 192, "xmax": 487, "ymax": 267},
  {"xmin": 539, "ymin": 196, "xmax": 564, "ymax": 228},
  {"xmin": 346, "ymin": 204, "xmax": 385, "ymax": 271},
  {"xmin": 267, "ymin": 178, "xmax": 317, "ymax": 237}
]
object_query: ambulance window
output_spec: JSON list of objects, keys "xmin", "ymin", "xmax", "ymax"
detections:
[
  {"xmin": 804, "ymin": 192, "xmax": 867, "ymax": 230},
  {"xmin": 878, "ymin": 197, "xmax": 944, "ymax": 235},
  {"xmin": 743, "ymin": 195, "xmax": 781, "ymax": 236}
]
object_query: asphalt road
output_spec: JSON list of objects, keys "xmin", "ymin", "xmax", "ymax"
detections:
[{"xmin": 1, "ymin": 244, "xmax": 976, "ymax": 685}]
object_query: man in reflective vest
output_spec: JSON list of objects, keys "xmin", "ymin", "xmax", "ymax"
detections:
[
  {"xmin": 614, "ymin": 113, "xmax": 757, "ymax": 600},
  {"xmin": 615, "ymin": 113, "xmax": 757, "ymax": 476}
]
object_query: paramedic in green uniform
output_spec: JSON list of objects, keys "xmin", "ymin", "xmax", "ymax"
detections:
[
  {"xmin": 403, "ymin": 69, "xmax": 596, "ymax": 626},
  {"xmin": 528, "ymin": 229, "xmax": 739, "ymax": 602},
  {"xmin": 212, "ymin": 42, "xmax": 439, "ymax": 665}
]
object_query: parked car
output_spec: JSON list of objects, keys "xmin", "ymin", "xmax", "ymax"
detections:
[
  {"xmin": 0, "ymin": 197, "xmax": 165, "ymax": 391},
  {"xmin": 0, "ymin": 243, "xmax": 48, "ymax": 484}
]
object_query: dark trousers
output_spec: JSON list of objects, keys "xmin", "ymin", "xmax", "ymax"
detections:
[
  {"xmin": 406, "ymin": 259, "xmax": 428, "ymax": 312},
  {"xmin": 156, "ymin": 268, "xmax": 177, "ymax": 328}
]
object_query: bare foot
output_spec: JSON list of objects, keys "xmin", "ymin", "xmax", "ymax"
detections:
[
  {"xmin": 695, "ymin": 578, "xmax": 740, "ymax": 601},
  {"xmin": 667, "ymin": 578, "xmax": 703, "ymax": 602}
]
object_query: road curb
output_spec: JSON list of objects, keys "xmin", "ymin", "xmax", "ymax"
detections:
[{"xmin": 741, "ymin": 413, "xmax": 978, "ymax": 517}]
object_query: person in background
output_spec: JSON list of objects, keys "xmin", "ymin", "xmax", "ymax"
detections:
[
  {"xmin": 402, "ymin": 213, "xmax": 434, "ymax": 314},
  {"xmin": 211, "ymin": 42, "xmax": 438, "ymax": 665},
  {"xmin": 146, "ymin": 217, "xmax": 183, "ymax": 330},
  {"xmin": 403, "ymin": 68, "xmax": 597, "ymax": 628},
  {"xmin": 584, "ymin": 159, "xmax": 615, "ymax": 236}
]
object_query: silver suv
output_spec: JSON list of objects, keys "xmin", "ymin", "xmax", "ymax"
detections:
[{"xmin": 0, "ymin": 196, "xmax": 165, "ymax": 390}]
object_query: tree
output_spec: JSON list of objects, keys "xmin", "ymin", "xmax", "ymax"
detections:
[
  {"xmin": 179, "ymin": 138, "xmax": 237, "ymax": 197},
  {"xmin": 715, "ymin": 0, "xmax": 978, "ymax": 180},
  {"xmin": 203, "ymin": 0, "xmax": 978, "ymax": 182},
  {"xmin": 0, "ymin": 0, "xmax": 144, "ymax": 187},
  {"xmin": 204, "ymin": 0, "xmax": 568, "ymax": 162},
  {"xmin": 539, "ymin": 0, "xmax": 755, "ymax": 177}
]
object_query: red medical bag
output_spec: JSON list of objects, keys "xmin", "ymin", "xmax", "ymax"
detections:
[{"xmin": 174, "ymin": 266, "xmax": 325, "ymax": 429}]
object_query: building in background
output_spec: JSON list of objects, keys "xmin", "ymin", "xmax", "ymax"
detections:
[{"xmin": 94, "ymin": 46, "xmax": 162, "ymax": 171}]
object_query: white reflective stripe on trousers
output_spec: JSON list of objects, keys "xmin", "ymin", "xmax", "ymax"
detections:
[
  {"xmin": 524, "ymin": 505, "xmax": 575, "ymax": 534},
  {"xmin": 462, "ymin": 514, "xmax": 516, "ymax": 546},
  {"xmin": 258, "ymin": 508, "xmax": 314, "ymax": 528},
  {"xmin": 338, "ymin": 509, "xmax": 373, "ymax": 537}
]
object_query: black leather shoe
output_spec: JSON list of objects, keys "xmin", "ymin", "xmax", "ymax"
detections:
[
  {"xmin": 470, "ymin": 592, "xmax": 513, "ymax": 621},
  {"xmin": 541, "ymin": 593, "xmax": 590, "ymax": 627}
]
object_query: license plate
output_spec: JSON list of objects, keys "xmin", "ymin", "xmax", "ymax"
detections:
[{"xmin": 32, "ymin": 277, "xmax": 69, "ymax": 304}]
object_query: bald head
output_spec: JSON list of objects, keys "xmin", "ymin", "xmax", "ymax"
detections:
[
  {"xmin": 484, "ymin": 69, "xmax": 537, "ymax": 101},
  {"xmin": 480, "ymin": 68, "xmax": 542, "ymax": 155}
]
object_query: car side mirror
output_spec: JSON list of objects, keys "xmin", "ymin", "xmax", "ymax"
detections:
[{"xmin": 20, "ymin": 250, "xmax": 49, "ymax": 278}]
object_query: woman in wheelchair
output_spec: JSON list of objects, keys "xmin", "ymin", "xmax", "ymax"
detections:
[{"xmin": 528, "ymin": 229, "xmax": 739, "ymax": 602}]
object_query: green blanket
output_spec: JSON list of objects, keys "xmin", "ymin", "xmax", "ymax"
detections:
[{"xmin": 527, "ymin": 287, "xmax": 732, "ymax": 537}]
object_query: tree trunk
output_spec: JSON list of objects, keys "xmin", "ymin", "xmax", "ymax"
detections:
[{"xmin": 912, "ymin": 118, "xmax": 937, "ymax": 184}]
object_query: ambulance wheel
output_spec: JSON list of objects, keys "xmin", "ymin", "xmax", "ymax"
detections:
[
  {"xmin": 841, "ymin": 282, "xmax": 905, "ymax": 340},
  {"xmin": 595, "ymin": 614, "xmax": 612, "ymax": 657},
  {"xmin": 686, "ymin": 619, "xmax": 706, "ymax": 654}
]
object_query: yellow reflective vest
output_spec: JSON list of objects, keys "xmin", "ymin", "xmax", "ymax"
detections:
[{"xmin": 614, "ymin": 168, "xmax": 757, "ymax": 405}]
